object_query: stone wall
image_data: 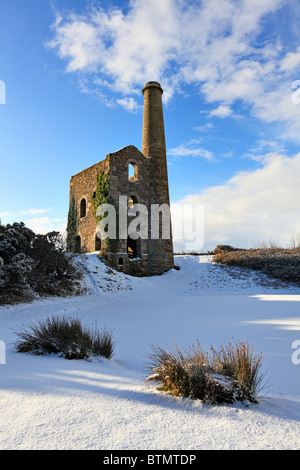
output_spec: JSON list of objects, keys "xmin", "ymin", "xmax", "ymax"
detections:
[
  {"xmin": 69, "ymin": 156, "xmax": 109, "ymax": 253},
  {"xmin": 104, "ymin": 145, "xmax": 150, "ymax": 276},
  {"xmin": 68, "ymin": 81, "xmax": 175, "ymax": 277}
]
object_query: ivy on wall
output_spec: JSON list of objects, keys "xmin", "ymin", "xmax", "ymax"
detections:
[
  {"xmin": 90, "ymin": 171, "xmax": 119, "ymax": 253},
  {"xmin": 90, "ymin": 171, "xmax": 110, "ymax": 223},
  {"xmin": 66, "ymin": 196, "xmax": 78, "ymax": 252}
]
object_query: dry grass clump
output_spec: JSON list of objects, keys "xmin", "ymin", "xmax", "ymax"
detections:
[
  {"xmin": 15, "ymin": 315, "xmax": 115, "ymax": 360},
  {"xmin": 145, "ymin": 340, "xmax": 265, "ymax": 405},
  {"xmin": 214, "ymin": 246, "xmax": 300, "ymax": 286}
]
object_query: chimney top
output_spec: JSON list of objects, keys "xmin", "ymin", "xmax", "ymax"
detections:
[{"xmin": 142, "ymin": 81, "xmax": 163, "ymax": 94}]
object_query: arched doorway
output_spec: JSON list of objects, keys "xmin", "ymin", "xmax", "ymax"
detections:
[
  {"xmin": 75, "ymin": 235, "xmax": 81, "ymax": 253},
  {"xmin": 95, "ymin": 233, "xmax": 101, "ymax": 251},
  {"xmin": 127, "ymin": 236, "xmax": 140, "ymax": 259}
]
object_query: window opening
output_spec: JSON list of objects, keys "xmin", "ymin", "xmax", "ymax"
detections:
[
  {"xmin": 80, "ymin": 198, "xmax": 86, "ymax": 218},
  {"xmin": 127, "ymin": 236, "xmax": 141, "ymax": 259},
  {"xmin": 128, "ymin": 163, "xmax": 138, "ymax": 182}
]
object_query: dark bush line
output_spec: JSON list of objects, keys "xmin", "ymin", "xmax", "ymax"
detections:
[
  {"xmin": 174, "ymin": 250, "xmax": 214, "ymax": 255},
  {"xmin": 0, "ymin": 221, "xmax": 83, "ymax": 304},
  {"xmin": 214, "ymin": 245, "xmax": 300, "ymax": 286},
  {"xmin": 213, "ymin": 244, "xmax": 243, "ymax": 254},
  {"xmin": 15, "ymin": 315, "xmax": 115, "ymax": 360}
]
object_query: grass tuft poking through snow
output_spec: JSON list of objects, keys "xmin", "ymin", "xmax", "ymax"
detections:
[
  {"xmin": 146, "ymin": 340, "xmax": 265, "ymax": 405},
  {"xmin": 14, "ymin": 315, "xmax": 115, "ymax": 360}
]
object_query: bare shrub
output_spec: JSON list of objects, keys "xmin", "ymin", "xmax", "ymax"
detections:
[{"xmin": 289, "ymin": 233, "xmax": 300, "ymax": 249}]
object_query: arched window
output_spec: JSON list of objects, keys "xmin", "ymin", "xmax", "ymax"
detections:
[
  {"xmin": 80, "ymin": 198, "xmax": 86, "ymax": 218},
  {"xmin": 128, "ymin": 163, "xmax": 138, "ymax": 182}
]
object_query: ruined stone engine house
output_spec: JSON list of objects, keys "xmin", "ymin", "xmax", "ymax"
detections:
[{"xmin": 68, "ymin": 81, "xmax": 174, "ymax": 276}]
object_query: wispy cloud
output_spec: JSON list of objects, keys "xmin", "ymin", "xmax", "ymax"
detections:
[
  {"xmin": 47, "ymin": 0, "xmax": 300, "ymax": 140},
  {"xmin": 20, "ymin": 208, "xmax": 51, "ymax": 215},
  {"xmin": 243, "ymin": 139, "xmax": 288, "ymax": 162},
  {"xmin": 168, "ymin": 140, "xmax": 215, "ymax": 161},
  {"xmin": 0, "ymin": 212, "xmax": 13, "ymax": 218},
  {"xmin": 193, "ymin": 123, "xmax": 215, "ymax": 132},
  {"xmin": 116, "ymin": 97, "xmax": 140, "ymax": 112},
  {"xmin": 26, "ymin": 217, "xmax": 66, "ymax": 234},
  {"xmin": 0, "ymin": 209, "xmax": 65, "ymax": 235},
  {"xmin": 209, "ymin": 105, "xmax": 233, "ymax": 118},
  {"xmin": 280, "ymin": 46, "xmax": 300, "ymax": 72}
]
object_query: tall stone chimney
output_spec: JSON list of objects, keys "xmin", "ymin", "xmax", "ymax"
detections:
[{"xmin": 142, "ymin": 81, "xmax": 174, "ymax": 274}]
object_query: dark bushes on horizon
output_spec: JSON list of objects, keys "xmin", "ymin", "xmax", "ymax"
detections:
[
  {"xmin": 214, "ymin": 245, "xmax": 300, "ymax": 286},
  {"xmin": 0, "ymin": 221, "xmax": 82, "ymax": 304}
]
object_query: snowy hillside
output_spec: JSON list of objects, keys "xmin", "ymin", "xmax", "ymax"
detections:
[{"xmin": 0, "ymin": 254, "xmax": 300, "ymax": 450}]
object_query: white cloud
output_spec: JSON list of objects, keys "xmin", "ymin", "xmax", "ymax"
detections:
[
  {"xmin": 0, "ymin": 212, "xmax": 13, "ymax": 218},
  {"xmin": 116, "ymin": 97, "xmax": 140, "ymax": 112},
  {"xmin": 168, "ymin": 140, "xmax": 215, "ymax": 161},
  {"xmin": 172, "ymin": 152, "xmax": 300, "ymax": 251},
  {"xmin": 280, "ymin": 46, "xmax": 300, "ymax": 72},
  {"xmin": 209, "ymin": 105, "xmax": 232, "ymax": 118},
  {"xmin": 0, "ymin": 211, "xmax": 66, "ymax": 234},
  {"xmin": 26, "ymin": 217, "xmax": 66, "ymax": 235},
  {"xmin": 47, "ymin": 0, "xmax": 300, "ymax": 139},
  {"xmin": 242, "ymin": 139, "xmax": 288, "ymax": 163},
  {"xmin": 20, "ymin": 208, "xmax": 51, "ymax": 215},
  {"xmin": 193, "ymin": 123, "xmax": 215, "ymax": 132}
]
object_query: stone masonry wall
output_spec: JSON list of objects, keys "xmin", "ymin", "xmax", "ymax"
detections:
[
  {"xmin": 105, "ymin": 145, "xmax": 150, "ymax": 276},
  {"xmin": 69, "ymin": 156, "xmax": 109, "ymax": 253},
  {"xmin": 68, "ymin": 81, "xmax": 174, "ymax": 277}
]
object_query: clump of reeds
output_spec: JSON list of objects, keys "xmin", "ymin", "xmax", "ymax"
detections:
[
  {"xmin": 15, "ymin": 315, "xmax": 115, "ymax": 360},
  {"xmin": 145, "ymin": 340, "xmax": 265, "ymax": 405}
]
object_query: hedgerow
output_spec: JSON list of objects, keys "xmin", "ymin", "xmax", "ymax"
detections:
[{"xmin": 214, "ymin": 246, "xmax": 300, "ymax": 286}]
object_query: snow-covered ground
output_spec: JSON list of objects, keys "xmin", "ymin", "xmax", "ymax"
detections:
[{"xmin": 0, "ymin": 254, "xmax": 300, "ymax": 450}]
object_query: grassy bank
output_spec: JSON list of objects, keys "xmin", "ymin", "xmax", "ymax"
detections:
[{"xmin": 214, "ymin": 245, "xmax": 300, "ymax": 286}]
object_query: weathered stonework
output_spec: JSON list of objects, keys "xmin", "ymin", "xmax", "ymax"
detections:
[
  {"xmin": 68, "ymin": 81, "xmax": 174, "ymax": 276},
  {"xmin": 142, "ymin": 81, "xmax": 174, "ymax": 275}
]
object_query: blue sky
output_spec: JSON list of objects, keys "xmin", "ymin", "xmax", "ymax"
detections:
[{"xmin": 1, "ymin": 0, "xmax": 300, "ymax": 251}]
